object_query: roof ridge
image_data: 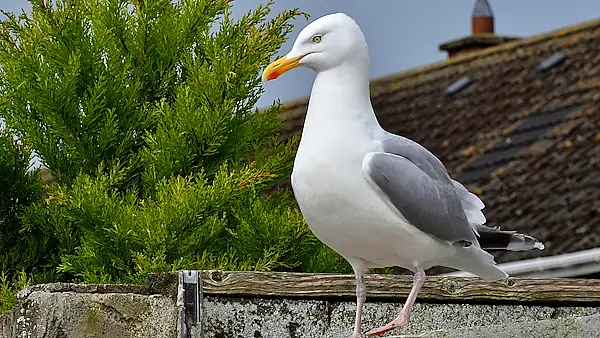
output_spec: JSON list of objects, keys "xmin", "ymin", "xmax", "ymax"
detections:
[
  {"xmin": 371, "ymin": 17, "xmax": 600, "ymax": 86},
  {"xmin": 272, "ymin": 17, "xmax": 600, "ymax": 110}
]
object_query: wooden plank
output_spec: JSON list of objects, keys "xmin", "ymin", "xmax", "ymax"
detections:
[{"xmin": 201, "ymin": 270, "xmax": 600, "ymax": 305}]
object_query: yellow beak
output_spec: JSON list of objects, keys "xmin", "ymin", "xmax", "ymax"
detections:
[{"xmin": 262, "ymin": 54, "xmax": 304, "ymax": 82}]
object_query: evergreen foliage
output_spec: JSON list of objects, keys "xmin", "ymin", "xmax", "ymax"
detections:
[
  {"xmin": 0, "ymin": 271, "xmax": 29, "ymax": 311},
  {"xmin": 0, "ymin": 129, "xmax": 44, "ymax": 278},
  {"xmin": 0, "ymin": 0, "xmax": 350, "ymax": 305}
]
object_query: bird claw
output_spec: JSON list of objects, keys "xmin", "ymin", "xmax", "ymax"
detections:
[
  {"xmin": 365, "ymin": 311, "xmax": 411, "ymax": 336},
  {"xmin": 365, "ymin": 325, "xmax": 396, "ymax": 336}
]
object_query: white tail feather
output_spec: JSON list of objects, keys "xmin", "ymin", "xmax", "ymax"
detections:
[
  {"xmin": 451, "ymin": 179, "xmax": 487, "ymax": 228},
  {"xmin": 439, "ymin": 246, "xmax": 508, "ymax": 281}
]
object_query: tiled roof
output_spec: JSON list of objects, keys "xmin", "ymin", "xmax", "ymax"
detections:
[{"xmin": 276, "ymin": 18, "xmax": 600, "ymax": 266}]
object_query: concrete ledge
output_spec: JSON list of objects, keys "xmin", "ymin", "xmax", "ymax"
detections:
[
  {"xmin": 2, "ymin": 271, "xmax": 600, "ymax": 338},
  {"xmin": 1, "ymin": 274, "xmax": 179, "ymax": 338},
  {"xmin": 420, "ymin": 314, "xmax": 600, "ymax": 338},
  {"xmin": 203, "ymin": 296, "xmax": 600, "ymax": 338}
]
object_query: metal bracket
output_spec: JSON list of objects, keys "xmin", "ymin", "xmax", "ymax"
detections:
[{"xmin": 179, "ymin": 270, "xmax": 203, "ymax": 338}]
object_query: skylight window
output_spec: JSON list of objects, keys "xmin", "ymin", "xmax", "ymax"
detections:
[
  {"xmin": 535, "ymin": 52, "xmax": 567, "ymax": 74},
  {"xmin": 445, "ymin": 76, "xmax": 473, "ymax": 98}
]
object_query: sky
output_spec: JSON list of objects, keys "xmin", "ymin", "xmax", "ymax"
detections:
[{"xmin": 1, "ymin": 0, "xmax": 600, "ymax": 109}]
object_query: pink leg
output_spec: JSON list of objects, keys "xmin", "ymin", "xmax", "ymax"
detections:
[
  {"xmin": 365, "ymin": 267, "xmax": 426, "ymax": 336},
  {"xmin": 350, "ymin": 270, "xmax": 366, "ymax": 338}
]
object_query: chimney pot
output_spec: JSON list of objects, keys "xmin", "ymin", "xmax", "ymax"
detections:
[
  {"xmin": 472, "ymin": 16, "xmax": 494, "ymax": 35},
  {"xmin": 472, "ymin": 0, "xmax": 494, "ymax": 34},
  {"xmin": 439, "ymin": 0, "xmax": 519, "ymax": 58}
]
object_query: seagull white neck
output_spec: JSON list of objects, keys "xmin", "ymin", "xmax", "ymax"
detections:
[{"xmin": 305, "ymin": 60, "xmax": 380, "ymax": 131}]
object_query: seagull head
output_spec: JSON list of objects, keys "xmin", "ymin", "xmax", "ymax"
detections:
[{"xmin": 262, "ymin": 13, "xmax": 369, "ymax": 82}]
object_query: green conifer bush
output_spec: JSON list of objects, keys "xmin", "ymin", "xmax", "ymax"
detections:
[
  {"xmin": 0, "ymin": 129, "xmax": 43, "ymax": 279},
  {"xmin": 0, "ymin": 0, "xmax": 349, "ymax": 303}
]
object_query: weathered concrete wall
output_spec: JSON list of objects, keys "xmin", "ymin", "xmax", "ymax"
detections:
[
  {"xmin": 202, "ymin": 296, "xmax": 600, "ymax": 338},
  {"xmin": 2, "ymin": 272, "xmax": 600, "ymax": 338},
  {"xmin": 1, "ymin": 274, "xmax": 179, "ymax": 338},
  {"xmin": 423, "ymin": 314, "xmax": 600, "ymax": 338}
]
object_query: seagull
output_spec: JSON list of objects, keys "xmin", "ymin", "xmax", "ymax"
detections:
[{"xmin": 262, "ymin": 13, "xmax": 544, "ymax": 337}]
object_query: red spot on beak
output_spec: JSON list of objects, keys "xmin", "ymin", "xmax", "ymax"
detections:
[{"xmin": 268, "ymin": 71, "xmax": 280, "ymax": 80}]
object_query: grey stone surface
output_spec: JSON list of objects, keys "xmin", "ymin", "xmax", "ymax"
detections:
[
  {"xmin": 418, "ymin": 314, "xmax": 600, "ymax": 338},
  {"xmin": 201, "ymin": 296, "xmax": 600, "ymax": 338},
  {"xmin": 0, "ymin": 309, "xmax": 16, "ymax": 338},
  {"xmin": 2, "ymin": 277, "xmax": 600, "ymax": 338},
  {"xmin": 1, "ymin": 283, "xmax": 178, "ymax": 338}
]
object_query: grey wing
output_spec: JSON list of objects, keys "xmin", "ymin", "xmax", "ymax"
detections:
[
  {"xmin": 380, "ymin": 133, "xmax": 487, "ymax": 228},
  {"xmin": 362, "ymin": 151, "xmax": 477, "ymax": 244},
  {"xmin": 379, "ymin": 133, "xmax": 451, "ymax": 182}
]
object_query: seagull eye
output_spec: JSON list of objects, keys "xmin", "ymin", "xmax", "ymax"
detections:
[{"xmin": 311, "ymin": 35, "xmax": 322, "ymax": 43}]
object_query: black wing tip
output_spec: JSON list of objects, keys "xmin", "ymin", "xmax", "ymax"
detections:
[{"xmin": 478, "ymin": 229, "xmax": 545, "ymax": 252}]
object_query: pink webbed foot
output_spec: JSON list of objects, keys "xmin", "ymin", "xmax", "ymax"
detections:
[{"xmin": 364, "ymin": 310, "xmax": 410, "ymax": 336}]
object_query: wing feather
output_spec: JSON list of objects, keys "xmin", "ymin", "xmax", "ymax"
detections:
[
  {"xmin": 379, "ymin": 133, "xmax": 487, "ymax": 230},
  {"xmin": 451, "ymin": 179, "xmax": 486, "ymax": 227},
  {"xmin": 362, "ymin": 152, "xmax": 477, "ymax": 244}
]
